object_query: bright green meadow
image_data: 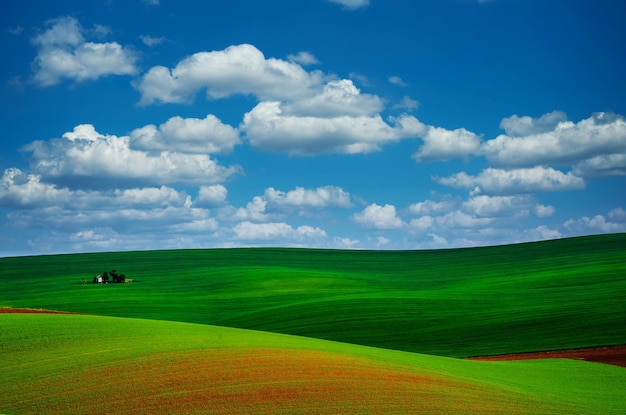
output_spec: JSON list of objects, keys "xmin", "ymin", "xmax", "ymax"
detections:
[{"xmin": 2, "ymin": 313, "xmax": 626, "ymax": 414}]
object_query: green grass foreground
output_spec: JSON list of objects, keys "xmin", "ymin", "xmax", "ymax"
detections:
[
  {"xmin": 2, "ymin": 313, "xmax": 625, "ymax": 415},
  {"xmin": 1, "ymin": 233, "xmax": 626, "ymax": 357}
]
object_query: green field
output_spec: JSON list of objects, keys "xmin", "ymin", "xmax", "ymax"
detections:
[
  {"xmin": 1, "ymin": 233, "xmax": 626, "ymax": 413},
  {"xmin": 2, "ymin": 313, "xmax": 626, "ymax": 414},
  {"xmin": 1, "ymin": 233, "xmax": 625, "ymax": 357}
]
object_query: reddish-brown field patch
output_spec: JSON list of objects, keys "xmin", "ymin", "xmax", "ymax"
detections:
[
  {"xmin": 30, "ymin": 348, "xmax": 551, "ymax": 415},
  {"xmin": 469, "ymin": 345, "xmax": 626, "ymax": 368}
]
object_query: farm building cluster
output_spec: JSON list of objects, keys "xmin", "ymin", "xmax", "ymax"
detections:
[{"xmin": 91, "ymin": 270, "xmax": 131, "ymax": 284}]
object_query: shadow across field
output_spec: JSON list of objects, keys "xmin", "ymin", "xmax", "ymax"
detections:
[{"xmin": 469, "ymin": 345, "xmax": 626, "ymax": 368}]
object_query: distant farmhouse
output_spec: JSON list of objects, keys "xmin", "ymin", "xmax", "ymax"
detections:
[{"xmin": 91, "ymin": 270, "xmax": 131, "ymax": 284}]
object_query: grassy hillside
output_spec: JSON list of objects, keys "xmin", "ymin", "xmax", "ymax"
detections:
[
  {"xmin": 1, "ymin": 233, "xmax": 625, "ymax": 357},
  {"xmin": 2, "ymin": 313, "xmax": 625, "ymax": 415}
]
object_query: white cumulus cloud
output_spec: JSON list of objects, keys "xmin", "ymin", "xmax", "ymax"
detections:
[
  {"xmin": 242, "ymin": 101, "xmax": 424, "ymax": 155},
  {"xmin": 462, "ymin": 195, "xmax": 554, "ymax": 218},
  {"xmin": 499, "ymin": 111, "xmax": 567, "ymax": 137},
  {"xmin": 264, "ymin": 186, "xmax": 352, "ymax": 209},
  {"xmin": 130, "ymin": 114, "xmax": 240, "ymax": 154},
  {"xmin": 564, "ymin": 208, "xmax": 626, "ymax": 234},
  {"xmin": 482, "ymin": 112, "xmax": 626, "ymax": 171},
  {"xmin": 0, "ymin": 168, "xmax": 192, "ymax": 212},
  {"xmin": 282, "ymin": 79, "xmax": 383, "ymax": 117},
  {"xmin": 435, "ymin": 166, "xmax": 585, "ymax": 195},
  {"xmin": 573, "ymin": 153, "xmax": 626, "ymax": 177},
  {"xmin": 195, "ymin": 185, "xmax": 228, "ymax": 207},
  {"xmin": 0, "ymin": 168, "xmax": 71, "ymax": 208},
  {"xmin": 219, "ymin": 196, "xmax": 271, "ymax": 223},
  {"xmin": 135, "ymin": 44, "xmax": 427, "ymax": 157},
  {"xmin": 232, "ymin": 221, "xmax": 326, "ymax": 241},
  {"xmin": 352, "ymin": 203, "xmax": 405, "ymax": 230},
  {"xmin": 23, "ymin": 124, "xmax": 241, "ymax": 189},
  {"xmin": 135, "ymin": 44, "xmax": 324, "ymax": 105},
  {"xmin": 408, "ymin": 199, "xmax": 455, "ymax": 216},
  {"xmin": 414, "ymin": 126, "xmax": 482, "ymax": 162},
  {"xmin": 31, "ymin": 16, "xmax": 137, "ymax": 86}
]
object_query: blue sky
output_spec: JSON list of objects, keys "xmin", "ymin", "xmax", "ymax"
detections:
[{"xmin": 1, "ymin": 0, "xmax": 625, "ymax": 256}]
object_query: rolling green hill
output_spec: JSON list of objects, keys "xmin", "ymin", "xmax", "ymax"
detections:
[
  {"xmin": 2, "ymin": 234, "xmax": 625, "ymax": 414},
  {"xmin": 1, "ymin": 233, "xmax": 625, "ymax": 357},
  {"xmin": 2, "ymin": 313, "xmax": 625, "ymax": 415}
]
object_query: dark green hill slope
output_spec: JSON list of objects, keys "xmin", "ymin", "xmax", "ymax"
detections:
[{"xmin": 1, "ymin": 233, "xmax": 625, "ymax": 357}]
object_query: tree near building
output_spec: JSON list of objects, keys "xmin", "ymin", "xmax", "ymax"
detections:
[{"xmin": 92, "ymin": 270, "xmax": 127, "ymax": 284}]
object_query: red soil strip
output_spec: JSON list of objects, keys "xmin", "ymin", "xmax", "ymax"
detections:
[
  {"xmin": 0, "ymin": 307, "xmax": 76, "ymax": 314},
  {"xmin": 469, "ymin": 345, "xmax": 626, "ymax": 368}
]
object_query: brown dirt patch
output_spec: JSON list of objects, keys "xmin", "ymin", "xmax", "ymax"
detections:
[
  {"xmin": 0, "ymin": 307, "xmax": 76, "ymax": 314},
  {"xmin": 468, "ymin": 345, "xmax": 626, "ymax": 367}
]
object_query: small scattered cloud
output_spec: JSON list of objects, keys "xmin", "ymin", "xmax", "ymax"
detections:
[
  {"xmin": 91, "ymin": 24, "xmax": 112, "ymax": 39},
  {"xmin": 7, "ymin": 25, "xmax": 24, "ymax": 35},
  {"xmin": 287, "ymin": 51, "xmax": 320, "ymax": 66},
  {"xmin": 352, "ymin": 203, "xmax": 405, "ymax": 230},
  {"xmin": 31, "ymin": 16, "xmax": 138, "ymax": 86},
  {"xmin": 388, "ymin": 76, "xmax": 408, "ymax": 86},
  {"xmin": 408, "ymin": 199, "xmax": 455, "ymax": 216},
  {"xmin": 195, "ymin": 185, "xmax": 228, "ymax": 208},
  {"xmin": 499, "ymin": 111, "xmax": 567, "ymax": 137},
  {"xmin": 409, "ymin": 211, "xmax": 494, "ymax": 232},
  {"xmin": 564, "ymin": 208, "xmax": 626, "ymax": 234},
  {"xmin": 170, "ymin": 218, "xmax": 219, "ymax": 233},
  {"xmin": 130, "ymin": 114, "xmax": 240, "ymax": 154},
  {"xmin": 609, "ymin": 207, "xmax": 626, "ymax": 222},
  {"xmin": 264, "ymin": 186, "xmax": 353, "ymax": 210},
  {"xmin": 332, "ymin": 237, "xmax": 360, "ymax": 249},
  {"xmin": 218, "ymin": 185, "xmax": 352, "ymax": 222},
  {"xmin": 414, "ymin": 126, "xmax": 482, "ymax": 162},
  {"xmin": 349, "ymin": 72, "xmax": 370, "ymax": 87},
  {"xmin": 435, "ymin": 166, "xmax": 585, "ymax": 195},
  {"xmin": 139, "ymin": 35, "xmax": 165, "ymax": 47},
  {"xmin": 393, "ymin": 96, "xmax": 419, "ymax": 111},
  {"xmin": 232, "ymin": 221, "xmax": 326, "ymax": 241},
  {"xmin": 533, "ymin": 226, "xmax": 562, "ymax": 241},
  {"xmin": 435, "ymin": 211, "xmax": 495, "ymax": 230},
  {"xmin": 328, "ymin": 0, "xmax": 370, "ymax": 10},
  {"xmin": 7, "ymin": 76, "xmax": 24, "ymax": 89},
  {"xmin": 219, "ymin": 196, "xmax": 271, "ymax": 223},
  {"xmin": 142, "ymin": 0, "xmax": 160, "ymax": 5},
  {"xmin": 462, "ymin": 195, "xmax": 554, "ymax": 218}
]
